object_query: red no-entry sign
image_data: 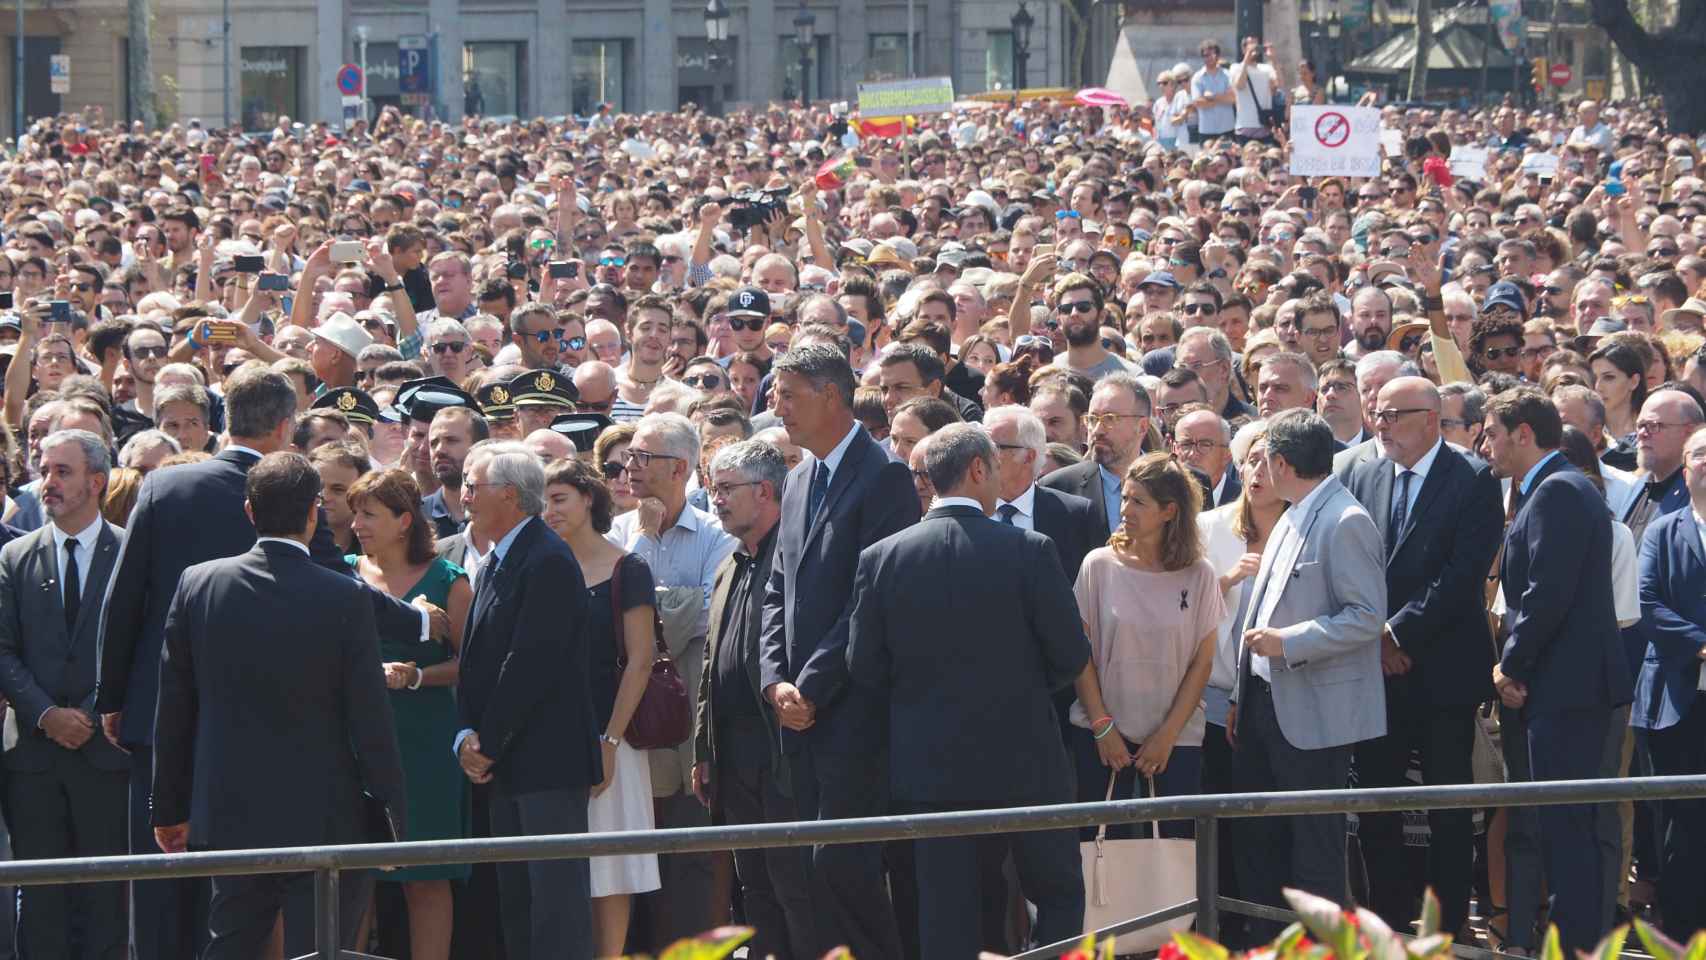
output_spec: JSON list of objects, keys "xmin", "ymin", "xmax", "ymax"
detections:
[
  {"xmin": 1314, "ymin": 111, "xmax": 1350, "ymax": 148},
  {"xmin": 1549, "ymin": 62, "xmax": 1572, "ymax": 87}
]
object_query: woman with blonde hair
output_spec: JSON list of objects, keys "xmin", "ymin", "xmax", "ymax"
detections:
[{"xmin": 1070, "ymin": 451, "xmax": 1225, "ymax": 837}]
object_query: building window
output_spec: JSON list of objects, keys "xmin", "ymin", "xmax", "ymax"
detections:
[
  {"xmin": 985, "ymin": 30, "xmax": 1014, "ymax": 92},
  {"xmin": 782, "ymin": 36, "xmax": 831, "ymax": 102},
  {"xmin": 463, "ymin": 42, "xmax": 526, "ymax": 117},
  {"xmin": 573, "ymin": 40, "xmax": 628, "ymax": 116},
  {"xmin": 867, "ymin": 33, "xmax": 917, "ymax": 81},
  {"xmin": 239, "ymin": 46, "xmax": 303, "ymax": 131}
]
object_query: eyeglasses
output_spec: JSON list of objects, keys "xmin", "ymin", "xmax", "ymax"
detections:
[
  {"xmin": 431, "ymin": 341, "xmax": 468, "ymax": 354},
  {"xmin": 131, "ymin": 345, "xmax": 168, "ymax": 360},
  {"xmin": 1055, "ymin": 211, "xmax": 1081, "ymax": 220},
  {"xmin": 1650, "ymin": 247, "xmax": 1680, "ymax": 257},
  {"xmin": 1636, "ymin": 419, "xmax": 1693, "ymax": 435},
  {"xmin": 1439, "ymin": 417, "xmax": 1471, "ymax": 430},
  {"xmin": 728, "ymin": 316, "xmax": 765, "ymax": 331},
  {"xmin": 1371, "ymin": 407, "xmax": 1432, "ymax": 425},
  {"xmin": 464, "ymin": 481, "xmax": 513, "ymax": 495},
  {"xmin": 600, "ymin": 460, "xmax": 629, "ymax": 479},
  {"xmin": 1480, "ymin": 345, "xmax": 1521, "ymax": 361},
  {"xmin": 709, "ymin": 480, "xmax": 761, "ymax": 499},
  {"xmin": 1227, "ymin": 207, "xmax": 1257, "ymax": 217},
  {"xmin": 599, "ymin": 256, "xmax": 627, "ymax": 267},
  {"xmin": 1084, "ymin": 412, "xmax": 1143, "ymax": 429},
  {"xmin": 564, "ymin": 336, "xmax": 587, "ymax": 351},
  {"xmin": 623, "ymin": 448, "xmax": 682, "ymax": 468},
  {"xmin": 1300, "ymin": 324, "xmax": 1339, "ymax": 340},
  {"xmin": 684, "ymin": 373, "xmax": 725, "ymax": 389},
  {"xmin": 1168, "ymin": 257, "xmax": 1191, "ymax": 269},
  {"xmin": 1055, "ymin": 300, "xmax": 1096, "ymax": 315},
  {"xmin": 525, "ymin": 329, "xmax": 558, "ymax": 344},
  {"xmin": 69, "ymin": 282, "xmax": 94, "ymax": 293},
  {"xmin": 1181, "ymin": 302, "xmax": 1217, "ymax": 315},
  {"xmin": 1173, "ymin": 439, "xmax": 1224, "ymax": 455},
  {"xmin": 1399, "ymin": 335, "xmax": 1422, "ymax": 353}
]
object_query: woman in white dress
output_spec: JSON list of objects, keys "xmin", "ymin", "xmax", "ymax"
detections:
[{"xmin": 541, "ymin": 457, "xmax": 661, "ymax": 958}]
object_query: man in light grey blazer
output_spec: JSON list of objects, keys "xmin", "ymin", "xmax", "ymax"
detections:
[{"xmin": 1228, "ymin": 409, "xmax": 1386, "ymax": 941}]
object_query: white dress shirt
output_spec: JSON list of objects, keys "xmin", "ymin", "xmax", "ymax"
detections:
[
  {"xmin": 1392, "ymin": 438, "xmax": 1444, "ymax": 522},
  {"xmin": 49, "ymin": 516, "xmax": 106, "ymax": 598},
  {"xmin": 995, "ymin": 484, "xmax": 1037, "ymax": 531},
  {"xmin": 1251, "ymin": 476, "xmax": 1336, "ymax": 682},
  {"xmin": 254, "ymin": 536, "xmax": 309, "ymax": 556}
]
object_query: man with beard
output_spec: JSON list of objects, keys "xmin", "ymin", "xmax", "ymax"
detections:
[
  {"xmin": 423, "ymin": 406, "xmax": 489, "ymax": 538},
  {"xmin": 1039, "ymin": 373, "xmax": 1152, "ymax": 540},
  {"xmin": 121, "ymin": 324, "xmax": 170, "ymax": 418},
  {"xmin": 1049, "ymin": 274, "xmax": 1128, "ymax": 381},
  {"xmin": 1344, "ymin": 288, "xmax": 1392, "ymax": 363}
]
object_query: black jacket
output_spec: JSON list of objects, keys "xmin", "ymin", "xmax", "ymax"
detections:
[{"xmin": 153, "ymin": 541, "xmax": 405, "ymax": 850}]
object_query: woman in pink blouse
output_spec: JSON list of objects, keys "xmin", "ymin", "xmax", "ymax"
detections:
[{"xmin": 1071, "ymin": 452, "xmax": 1225, "ymax": 839}]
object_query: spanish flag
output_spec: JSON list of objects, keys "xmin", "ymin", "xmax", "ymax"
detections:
[
  {"xmin": 815, "ymin": 154, "xmax": 858, "ymax": 190},
  {"xmin": 856, "ymin": 115, "xmax": 915, "ymax": 139}
]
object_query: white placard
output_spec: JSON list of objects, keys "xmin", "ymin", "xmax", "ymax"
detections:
[
  {"xmin": 1449, "ymin": 145, "xmax": 1488, "ymax": 181},
  {"xmin": 1291, "ymin": 106, "xmax": 1382, "ymax": 178},
  {"xmin": 1380, "ymin": 127, "xmax": 1404, "ymax": 158},
  {"xmin": 48, "ymin": 55, "xmax": 69, "ymax": 95},
  {"xmin": 1521, "ymin": 152, "xmax": 1560, "ymax": 178}
]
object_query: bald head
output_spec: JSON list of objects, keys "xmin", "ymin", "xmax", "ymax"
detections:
[
  {"xmin": 1637, "ymin": 389, "xmax": 1705, "ymax": 478},
  {"xmin": 1375, "ymin": 376, "xmax": 1441, "ymax": 467},
  {"xmin": 573, "ymin": 360, "xmax": 617, "ymax": 410},
  {"xmin": 524, "ymin": 428, "xmax": 576, "ymax": 462}
]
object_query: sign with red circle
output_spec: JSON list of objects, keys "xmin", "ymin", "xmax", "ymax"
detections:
[
  {"xmin": 1549, "ymin": 62, "xmax": 1572, "ymax": 87},
  {"xmin": 1314, "ymin": 111, "xmax": 1350, "ymax": 148},
  {"xmin": 336, "ymin": 63, "xmax": 363, "ymax": 96}
]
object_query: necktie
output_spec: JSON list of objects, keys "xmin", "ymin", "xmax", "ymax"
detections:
[
  {"xmin": 1388, "ymin": 470, "xmax": 1413, "ymax": 554},
  {"xmin": 806, "ymin": 461, "xmax": 830, "ymax": 528},
  {"xmin": 997, "ymin": 503, "xmax": 1019, "ymax": 525},
  {"xmin": 63, "ymin": 539, "xmax": 81, "ymax": 634}
]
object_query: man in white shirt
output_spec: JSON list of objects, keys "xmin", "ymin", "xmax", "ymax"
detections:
[
  {"xmin": 1568, "ymin": 101, "xmax": 1615, "ymax": 154},
  {"xmin": 1228, "ymin": 37, "xmax": 1280, "ymax": 143},
  {"xmin": 987, "ymin": 406, "xmax": 1099, "ymax": 581}
]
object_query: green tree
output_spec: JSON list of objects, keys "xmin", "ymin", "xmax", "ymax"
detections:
[{"xmin": 1589, "ymin": 0, "xmax": 1705, "ymax": 131}]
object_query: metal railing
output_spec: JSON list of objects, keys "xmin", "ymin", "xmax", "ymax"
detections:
[{"xmin": 1, "ymin": 775, "xmax": 1702, "ymax": 960}]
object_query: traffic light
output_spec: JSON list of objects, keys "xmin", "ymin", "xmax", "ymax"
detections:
[{"xmin": 1531, "ymin": 57, "xmax": 1547, "ymax": 95}]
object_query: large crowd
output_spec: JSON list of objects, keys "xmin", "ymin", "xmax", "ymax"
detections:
[{"xmin": 0, "ymin": 31, "xmax": 1699, "ymax": 960}]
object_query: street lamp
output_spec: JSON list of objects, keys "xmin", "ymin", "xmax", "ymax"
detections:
[
  {"xmin": 1010, "ymin": 2, "xmax": 1034, "ymax": 92},
  {"xmin": 705, "ymin": 0, "xmax": 730, "ymax": 68},
  {"xmin": 793, "ymin": 8, "xmax": 815, "ymax": 108}
]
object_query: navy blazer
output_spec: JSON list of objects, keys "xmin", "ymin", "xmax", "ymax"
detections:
[
  {"xmin": 1214, "ymin": 467, "xmax": 1243, "ymax": 508},
  {"xmin": 1498, "ymin": 454, "xmax": 1633, "ymax": 713},
  {"xmin": 97, "ymin": 448, "xmax": 424, "ymax": 745},
  {"xmin": 848, "ymin": 504, "xmax": 1088, "ymax": 806},
  {"xmin": 153, "ymin": 542, "xmax": 405, "ymax": 851},
  {"xmin": 759, "ymin": 425, "xmax": 920, "ymax": 755},
  {"xmin": 1031, "ymin": 484, "xmax": 1100, "ymax": 582},
  {"xmin": 1039, "ymin": 460, "xmax": 1111, "ymax": 541},
  {"xmin": 1344, "ymin": 444, "xmax": 1504, "ymax": 707},
  {"xmin": 1634, "ymin": 508, "xmax": 1706, "ymax": 730},
  {"xmin": 456, "ymin": 516, "xmax": 600, "ymax": 793}
]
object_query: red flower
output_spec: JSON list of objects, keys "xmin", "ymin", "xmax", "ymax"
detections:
[
  {"xmin": 1062, "ymin": 950, "xmax": 1093, "ymax": 960},
  {"xmin": 1342, "ymin": 911, "xmax": 1360, "ymax": 927},
  {"xmin": 1159, "ymin": 941, "xmax": 1186, "ymax": 960},
  {"xmin": 1296, "ymin": 937, "xmax": 1316, "ymax": 950}
]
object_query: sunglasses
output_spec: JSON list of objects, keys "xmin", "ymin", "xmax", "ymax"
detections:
[
  {"xmin": 131, "ymin": 345, "xmax": 168, "ymax": 359},
  {"xmin": 1055, "ymin": 210, "xmax": 1081, "ymax": 220},
  {"xmin": 600, "ymin": 460, "xmax": 628, "ymax": 479},
  {"xmin": 1181, "ymin": 302, "xmax": 1216, "ymax": 315},
  {"xmin": 1100, "ymin": 337, "xmax": 1119, "ymax": 351},
  {"xmin": 728, "ymin": 316, "xmax": 765, "ymax": 331},
  {"xmin": 684, "ymin": 373, "xmax": 725, "ymax": 389},
  {"xmin": 430, "ymin": 341, "xmax": 468, "ymax": 354},
  {"xmin": 599, "ymin": 256, "xmax": 626, "ymax": 267},
  {"xmin": 1481, "ymin": 345, "xmax": 1521, "ymax": 360},
  {"xmin": 1055, "ymin": 300, "xmax": 1096, "ymax": 315},
  {"xmin": 526, "ymin": 329, "xmax": 561, "ymax": 344},
  {"xmin": 564, "ymin": 336, "xmax": 587, "ymax": 351}
]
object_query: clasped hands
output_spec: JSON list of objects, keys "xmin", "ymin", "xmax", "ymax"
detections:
[{"xmin": 766, "ymin": 682, "xmax": 816, "ymax": 731}]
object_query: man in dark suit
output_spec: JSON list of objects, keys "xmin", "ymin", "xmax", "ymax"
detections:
[
  {"xmin": 1040, "ymin": 373, "xmax": 1155, "ymax": 541},
  {"xmin": 692, "ymin": 439, "xmax": 816, "ymax": 960},
  {"xmin": 0, "ymin": 429, "xmax": 128, "ymax": 959},
  {"xmin": 152, "ymin": 452, "xmax": 405, "ymax": 959},
  {"xmin": 96, "ymin": 366, "xmax": 440, "ymax": 960},
  {"xmin": 986, "ymin": 406, "xmax": 1099, "ymax": 580},
  {"xmin": 848, "ymin": 423, "xmax": 1089, "ymax": 959},
  {"xmin": 1485, "ymin": 387, "xmax": 1632, "ymax": 954},
  {"xmin": 1341, "ymin": 378, "xmax": 1503, "ymax": 937},
  {"xmin": 1173, "ymin": 408, "xmax": 1242, "ymax": 507},
  {"xmin": 454, "ymin": 441, "xmax": 598, "ymax": 960},
  {"xmin": 760, "ymin": 343, "xmax": 919, "ymax": 959},
  {"xmin": 1633, "ymin": 424, "xmax": 1706, "ymax": 940}
]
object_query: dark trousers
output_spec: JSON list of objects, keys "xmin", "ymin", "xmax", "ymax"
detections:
[
  {"xmin": 1526, "ymin": 706, "xmax": 1613, "ymax": 954},
  {"xmin": 7, "ymin": 751, "xmax": 128, "ymax": 960},
  {"xmin": 788, "ymin": 745, "xmax": 903, "ymax": 959},
  {"xmin": 488, "ymin": 782, "xmax": 592, "ymax": 960},
  {"xmin": 1203, "ymin": 720, "xmax": 1245, "ymax": 943},
  {"xmin": 715, "ymin": 745, "xmax": 818, "ymax": 960},
  {"xmin": 126, "ymin": 745, "xmax": 209, "ymax": 960},
  {"xmin": 1354, "ymin": 685, "xmax": 1476, "ymax": 935},
  {"xmin": 908, "ymin": 799, "xmax": 1084, "ymax": 960},
  {"xmin": 1498, "ymin": 703, "xmax": 1542, "ymax": 950},
  {"xmin": 450, "ymin": 781, "xmax": 505, "ymax": 960},
  {"xmin": 634, "ymin": 789, "xmax": 726, "ymax": 951},
  {"xmin": 205, "ymin": 869, "xmax": 374, "ymax": 960},
  {"xmin": 1594, "ymin": 705, "xmax": 1631, "ymax": 933},
  {"xmin": 1071, "ymin": 726, "xmax": 1201, "ymax": 840},
  {"xmin": 1646, "ymin": 700, "xmax": 1706, "ymax": 941},
  {"xmin": 1231, "ymin": 679, "xmax": 1352, "ymax": 942}
]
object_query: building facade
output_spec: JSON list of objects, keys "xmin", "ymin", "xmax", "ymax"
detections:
[{"xmin": 6, "ymin": 0, "xmax": 1069, "ymax": 134}]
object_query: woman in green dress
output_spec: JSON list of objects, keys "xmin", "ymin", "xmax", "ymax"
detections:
[{"xmin": 348, "ymin": 468, "xmax": 473, "ymax": 960}]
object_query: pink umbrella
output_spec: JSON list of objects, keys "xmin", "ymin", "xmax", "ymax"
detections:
[{"xmin": 1074, "ymin": 87, "xmax": 1128, "ymax": 108}]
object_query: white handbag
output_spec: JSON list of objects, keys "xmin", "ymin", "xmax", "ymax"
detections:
[{"xmin": 1079, "ymin": 772, "xmax": 1197, "ymax": 954}]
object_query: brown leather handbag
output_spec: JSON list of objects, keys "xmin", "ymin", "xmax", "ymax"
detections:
[{"xmin": 610, "ymin": 555, "xmax": 692, "ymax": 749}]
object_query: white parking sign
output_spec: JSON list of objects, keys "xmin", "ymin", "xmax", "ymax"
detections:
[{"xmin": 1290, "ymin": 106, "xmax": 1381, "ymax": 178}]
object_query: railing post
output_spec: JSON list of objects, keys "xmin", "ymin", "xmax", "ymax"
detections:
[
  {"xmin": 1195, "ymin": 815, "xmax": 1219, "ymax": 941},
  {"xmin": 315, "ymin": 867, "xmax": 339, "ymax": 960}
]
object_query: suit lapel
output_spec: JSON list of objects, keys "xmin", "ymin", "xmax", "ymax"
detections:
[
  {"xmin": 1369, "ymin": 462, "xmax": 1395, "ymax": 548},
  {"xmin": 72, "ymin": 525, "xmax": 119, "ymax": 638},
  {"xmin": 804, "ymin": 429, "xmax": 869, "ymax": 549},
  {"xmin": 705, "ymin": 556, "xmax": 736, "ymax": 668},
  {"xmin": 34, "ymin": 531, "xmax": 64, "ymax": 629},
  {"xmin": 1393, "ymin": 451, "xmax": 1453, "ymax": 557},
  {"xmin": 1078, "ymin": 464, "xmax": 1108, "ymax": 530},
  {"xmin": 1682, "ymin": 508, "xmax": 1706, "ymax": 573},
  {"xmin": 1255, "ymin": 481, "xmax": 1337, "ymax": 629}
]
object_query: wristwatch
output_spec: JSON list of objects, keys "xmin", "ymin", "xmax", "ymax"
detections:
[
  {"xmin": 381, "ymin": 281, "xmax": 404, "ymax": 293},
  {"xmin": 600, "ymin": 734, "xmax": 621, "ymax": 748}
]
